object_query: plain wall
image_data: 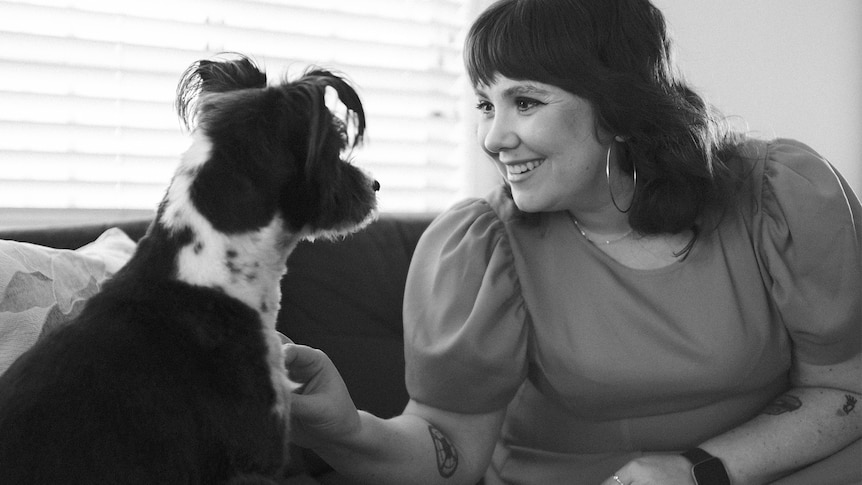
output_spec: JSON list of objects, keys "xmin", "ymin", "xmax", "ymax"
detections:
[{"xmin": 653, "ymin": 0, "xmax": 862, "ymax": 195}]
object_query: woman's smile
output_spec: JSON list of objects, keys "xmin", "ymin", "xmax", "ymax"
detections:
[{"xmin": 504, "ymin": 159, "xmax": 545, "ymax": 181}]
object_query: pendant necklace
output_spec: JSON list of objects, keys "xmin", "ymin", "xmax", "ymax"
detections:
[{"xmin": 570, "ymin": 215, "xmax": 633, "ymax": 245}]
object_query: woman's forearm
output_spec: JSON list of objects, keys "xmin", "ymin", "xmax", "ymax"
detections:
[
  {"xmin": 702, "ymin": 387, "xmax": 861, "ymax": 484},
  {"xmin": 310, "ymin": 410, "xmax": 489, "ymax": 485},
  {"xmin": 285, "ymin": 345, "xmax": 501, "ymax": 484}
]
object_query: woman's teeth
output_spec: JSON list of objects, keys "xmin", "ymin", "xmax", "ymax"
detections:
[{"xmin": 509, "ymin": 160, "xmax": 544, "ymax": 175}]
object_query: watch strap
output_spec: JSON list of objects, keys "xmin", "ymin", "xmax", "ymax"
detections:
[{"xmin": 681, "ymin": 447, "xmax": 731, "ymax": 485}]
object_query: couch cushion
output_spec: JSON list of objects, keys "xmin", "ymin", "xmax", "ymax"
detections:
[{"xmin": 0, "ymin": 228, "xmax": 136, "ymax": 375}]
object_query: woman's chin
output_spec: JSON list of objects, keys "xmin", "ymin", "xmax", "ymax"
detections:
[{"xmin": 510, "ymin": 190, "xmax": 547, "ymax": 213}]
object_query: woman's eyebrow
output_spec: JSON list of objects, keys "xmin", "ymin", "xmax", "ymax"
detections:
[
  {"xmin": 503, "ymin": 84, "xmax": 548, "ymax": 97},
  {"xmin": 473, "ymin": 83, "xmax": 550, "ymax": 98}
]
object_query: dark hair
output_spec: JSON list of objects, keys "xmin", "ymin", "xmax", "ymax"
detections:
[{"xmin": 465, "ymin": 0, "xmax": 741, "ymax": 236}]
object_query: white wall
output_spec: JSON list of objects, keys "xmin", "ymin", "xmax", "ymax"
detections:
[
  {"xmin": 654, "ymin": 0, "xmax": 862, "ymax": 195},
  {"xmin": 461, "ymin": 0, "xmax": 862, "ymax": 199}
]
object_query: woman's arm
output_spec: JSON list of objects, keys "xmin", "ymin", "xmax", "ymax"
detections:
[
  {"xmin": 286, "ymin": 344, "xmax": 505, "ymax": 485},
  {"xmin": 314, "ymin": 402, "xmax": 505, "ymax": 485},
  {"xmin": 605, "ymin": 353, "xmax": 861, "ymax": 485},
  {"xmin": 700, "ymin": 354, "xmax": 861, "ymax": 484}
]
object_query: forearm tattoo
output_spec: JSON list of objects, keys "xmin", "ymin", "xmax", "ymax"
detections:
[
  {"xmin": 428, "ymin": 425, "xmax": 458, "ymax": 478},
  {"xmin": 838, "ymin": 395, "xmax": 857, "ymax": 417},
  {"xmin": 762, "ymin": 394, "xmax": 802, "ymax": 415}
]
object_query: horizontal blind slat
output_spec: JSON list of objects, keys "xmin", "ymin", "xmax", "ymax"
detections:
[{"xmin": 0, "ymin": 0, "xmax": 469, "ymax": 213}]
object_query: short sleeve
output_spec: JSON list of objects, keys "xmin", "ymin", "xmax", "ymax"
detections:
[
  {"xmin": 756, "ymin": 139, "xmax": 862, "ymax": 365},
  {"xmin": 403, "ymin": 198, "xmax": 529, "ymax": 413}
]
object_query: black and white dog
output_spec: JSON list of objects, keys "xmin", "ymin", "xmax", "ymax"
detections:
[{"xmin": 0, "ymin": 55, "xmax": 378, "ymax": 484}]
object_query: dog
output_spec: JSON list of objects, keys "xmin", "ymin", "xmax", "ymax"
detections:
[{"xmin": 0, "ymin": 54, "xmax": 378, "ymax": 484}]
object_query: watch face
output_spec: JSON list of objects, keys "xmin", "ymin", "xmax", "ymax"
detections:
[{"xmin": 693, "ymin": 458, "xmax": 730, "ymax": 485}]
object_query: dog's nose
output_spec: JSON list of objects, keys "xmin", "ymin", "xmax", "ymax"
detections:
[{"xmin": 372, "ymin": 180, "xmax": 380, "ymax": 192}]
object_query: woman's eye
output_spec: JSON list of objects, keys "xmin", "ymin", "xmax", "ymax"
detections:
[
  {"xmin": 516, "ymin": 97, "xmax": 542, "ymax": 111},
  {"xmin": 475, "ymin": 100, "xmax": 493, "ymax": 113}
]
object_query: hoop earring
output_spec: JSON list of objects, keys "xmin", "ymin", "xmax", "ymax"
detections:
[{"xmin": 606, "ymin": 141, "xmax": 636, "ymax": 213}]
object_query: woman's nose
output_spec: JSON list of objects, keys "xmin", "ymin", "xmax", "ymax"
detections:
[{"xmin": 481, "ymin": 114, "xmax": 519, "ymax": 153}]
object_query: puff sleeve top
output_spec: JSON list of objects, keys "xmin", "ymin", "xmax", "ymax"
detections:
[{"xmin": 402, "ymin": 138, "xmax": 860, "ymax": 482}]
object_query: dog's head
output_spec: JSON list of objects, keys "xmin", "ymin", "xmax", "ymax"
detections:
[{"xmin": 173, "ymin": 54, "xmax": 378, "ymax": 238}]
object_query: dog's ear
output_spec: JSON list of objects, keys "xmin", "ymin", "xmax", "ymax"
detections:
[
  {"xmin": 175, "ymin": 54, "xmax": 267, "ymax": 130},
  {"xmin": 301, "ymin": 69, "xmax": 366, "ymax": 149},
  {"xmin": 296, "ymin": 70, "xmax": 366, "ymax": 169}
]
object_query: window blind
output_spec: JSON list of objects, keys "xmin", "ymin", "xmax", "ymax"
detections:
[{"xmin": 0, "ymin": 0, "xmax": 471, "ymax": 219}]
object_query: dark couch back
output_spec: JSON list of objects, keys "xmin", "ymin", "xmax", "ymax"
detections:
[{"xmin": 278, "ymin": 215, "xmax": 432, "ymax": 419}]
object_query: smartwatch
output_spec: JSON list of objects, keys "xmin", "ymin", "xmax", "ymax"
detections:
[{"xmin": 681, "ymin": 447, "xmax": 731, "ymax": 485}]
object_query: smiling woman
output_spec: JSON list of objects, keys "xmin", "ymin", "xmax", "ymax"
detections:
[
  {"xmin": 0, "ymin": 0, "xmax": 471, "ymax": 227},
  {"xmin": 281, "ymin": 1, "xmax": 861, "ymax": 484}
]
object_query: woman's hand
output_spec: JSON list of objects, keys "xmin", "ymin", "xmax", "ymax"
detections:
[
  {"xmin": 601, "ymin": 455, "xmax": 694, "ymax": 485},
  {"xmin": 284, "ymin": 344, "xmax": 361, "ymax": 449}
]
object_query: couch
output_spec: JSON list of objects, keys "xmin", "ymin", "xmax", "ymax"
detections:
[
  {"xmin": 1, "ymin": 215, "xmax": 859, "ymax": 484},
  {"xmin": 0, "ymin": 213, "xmax": 434, "ymax": 483}
]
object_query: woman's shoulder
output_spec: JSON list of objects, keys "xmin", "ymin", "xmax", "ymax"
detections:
[
  {"xmin": 728, "ymin": 137, "xmax": 855, "ymax": 219},
  {"xmin": 733, "ymin": 137, "xmax": 844, "ymax": 189},
  {"xmin": 729, "ymin": 136, "xmax": 860, "ymax": 272},
  {"xmin": 423, "ymin": 185, "xmax": 523, "ymax": 243}
]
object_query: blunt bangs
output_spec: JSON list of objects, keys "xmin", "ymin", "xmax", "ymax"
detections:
[{"xmin": 465, "ymin": 0, "xmax": 570, "ymax": 88}]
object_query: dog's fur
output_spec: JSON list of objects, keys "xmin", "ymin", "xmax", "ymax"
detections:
[{"xmin": 0, "ymin": 55, "xmax": 377, "ymax": 484}]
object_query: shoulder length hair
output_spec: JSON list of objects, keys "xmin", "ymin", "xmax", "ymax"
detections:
[{"xmin": 465, "ymin": 0, "xmax": 742, "ymax": 236}]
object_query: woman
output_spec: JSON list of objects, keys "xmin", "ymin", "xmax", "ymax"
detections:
[{"xmin": 286, "ymin": 0, "xmax": 862, "ymax": 483}]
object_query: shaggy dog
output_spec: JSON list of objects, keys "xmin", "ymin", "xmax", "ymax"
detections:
[{"xmin": 0, "ymin": 54, "xmax": 378, "ymax": 484}]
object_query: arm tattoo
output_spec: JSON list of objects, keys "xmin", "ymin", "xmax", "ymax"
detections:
[
  {"xmin": 838, "ymin": 395, "xmax": 858, "ymax": 417},
  {"xmin": 428, "ymin": 425, "xmax": 458, "ymax": 478},
  {"xmin": 762, "ymin": 394, "xmax": 802, "ymax": 415}
]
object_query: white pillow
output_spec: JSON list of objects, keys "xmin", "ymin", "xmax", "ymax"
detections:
[{"xmin": 0, "ymin": 228, "xmax": 136, "ymax": 375}]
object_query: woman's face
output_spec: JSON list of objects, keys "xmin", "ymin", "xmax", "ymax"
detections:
[{"xmin": 475, "ymin": 75, "xmax": 610, "ymax": 214}]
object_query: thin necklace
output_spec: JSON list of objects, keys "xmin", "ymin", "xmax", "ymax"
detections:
[{"xmin": 570, "ymin": 215, "xmax": 633, "ymax": 245}]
